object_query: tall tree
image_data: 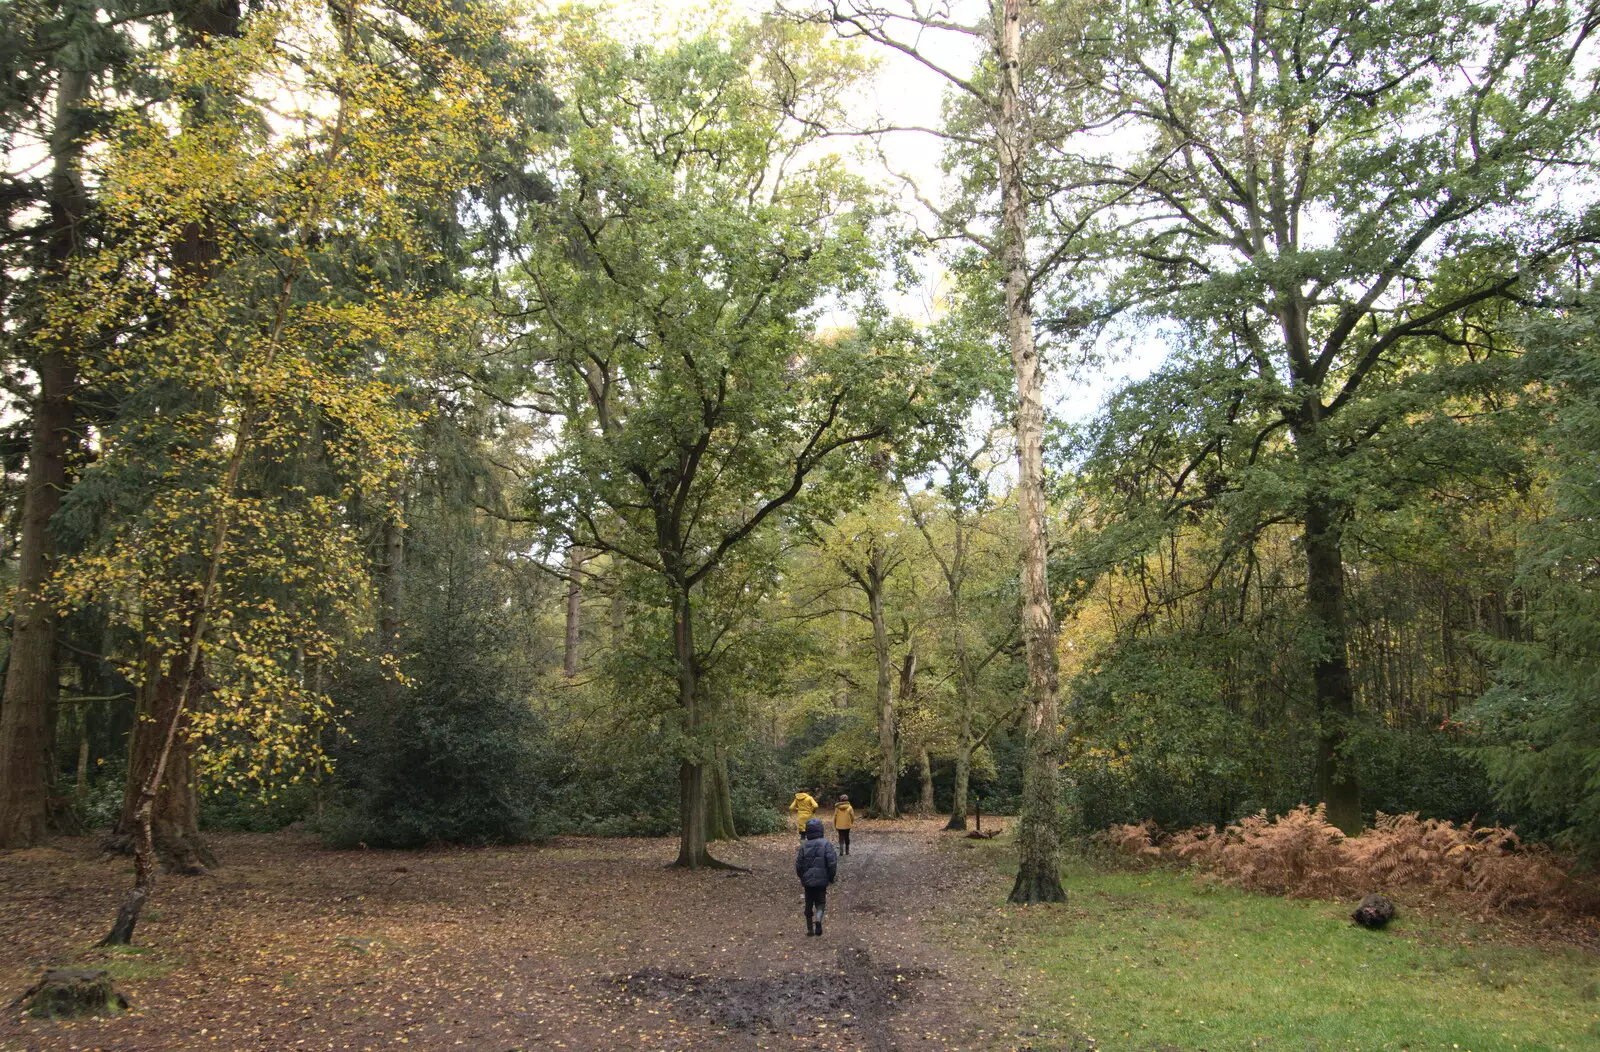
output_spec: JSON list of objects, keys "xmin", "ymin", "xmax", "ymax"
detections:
[
  {"xmin": 512, "ymin": 17, "xmax": 944, "ymax": 868},
  {"xmin": 902, "ymin": 434, "xmax": 1021, "ymax": 831},
  {"xmin": 102, "ymin": 0, "xmax": 248, "ymax": 872},
  {"xmin": 1036, "ymin": 0, "xmax": 1600, "ymax": 832},
  {"xmin": 806, "ymin": 484, "xmax": 915, "ymax": 817},
  {"xmin": 0, "ymin": 0, "xmax": 140, "ymax": 846},
  {"xmin": 799, "ymin": 0, "xmax": 1076, "ymax": 902},
  {"xmin": 36, "ymin": 0, "xmax": 524, "ymax": 943}
]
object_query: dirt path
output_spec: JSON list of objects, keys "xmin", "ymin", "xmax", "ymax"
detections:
[{"xmin": 0, "ymin": 818, "xmax": 1018, "ymax": 1051}]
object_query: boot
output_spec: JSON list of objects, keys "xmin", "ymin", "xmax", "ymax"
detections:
[
  {"xmin": 806, "ymin": 915, "xmax": 815, "ymax": 936},
  {"xmin": 814, "ymin": 908, "xmax": 824, "ymax": 937}
]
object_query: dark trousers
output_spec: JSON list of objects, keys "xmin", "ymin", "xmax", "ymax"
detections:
[
  {"xmin": 803, "ymin": 884, "xmax": 827, "ymax": 922},
  {"xmin": 838, "ymin": 828, "xmax": 851, "ymax": 854}
]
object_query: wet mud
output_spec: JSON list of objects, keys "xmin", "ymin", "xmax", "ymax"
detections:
[{"xmin": 613, "ymin": 944, "xmax": 939, "ymax": 1045}]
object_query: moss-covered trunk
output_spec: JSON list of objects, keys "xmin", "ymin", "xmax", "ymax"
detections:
[
  {"xmin": 705, "ymin": 745, "xmax": 738, "ymax": 842},
  {"xmin": 670, "ymin": 585, "xmax": 721, "ymax": 868}
]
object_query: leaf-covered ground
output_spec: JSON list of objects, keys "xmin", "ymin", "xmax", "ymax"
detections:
[
  {"xmin": 0, "ymin": 818, "xmax": 1014, "ymax": 1051},
  {"xmin": 5, "ymin": 821, "xmax": 1599, "ymax": 1051}
]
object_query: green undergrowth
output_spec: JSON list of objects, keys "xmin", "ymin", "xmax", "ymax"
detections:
[
  {"xmin": 70, "ymin": 943, "xmax": 180, "ymax": 982},
  {"xmin": 953, "ymin": 838, "xmax": 1600, "ymax": 1051}
]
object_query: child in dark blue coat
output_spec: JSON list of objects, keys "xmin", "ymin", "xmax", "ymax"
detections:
[{"xmin": 795, "ymin": 817, "xmax": 838, "ymax": 936}]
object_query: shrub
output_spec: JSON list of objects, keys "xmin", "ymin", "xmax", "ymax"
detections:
[
  {"xmin": 1178, "ymin": 806, "xmax": 1350, "ymax": 898},
  {"xmin": 728, "ymin": 738, "xmax": 790, "ymax": 834},
  {"xmin": 544, "ymin": 728, "xmax": 680, "ymax": 837},
  {"xmin": 325, "ymin": 664, "xmax": 557, "ymax": 848},
  {"xmin": 1355, "ymin": 729, "xmax": 1502, "ymax": 828},
  {"xmin": 1103, "ymin": 804, "xmax": 1594, "ymax": 913},
  {"xmin": 1103, "ymin": 820, "xmax": 1165, "ymax": 861},
  {"xmin": 78, "ymin": 760, "xmax": 127, "ymax": 830},
  {"xmin": 325, "ymin": 556, "xmax": 558, "ymax": 848},
  {"xmin": 200, "ymin": 783, "xmax": 314, "ymax": 833},
  {"xmin": 1347, "ymin": 813, "xmax": 1572, "ymax": 911}
]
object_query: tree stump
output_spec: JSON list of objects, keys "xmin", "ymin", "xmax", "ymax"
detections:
[
  {"xmin": 1352, "ymin": 893, "xmax": 1396, "ymax": 929},
  {"xmin": 13, "ymin": 969, "xmax": 129, "ymax": 1019}
]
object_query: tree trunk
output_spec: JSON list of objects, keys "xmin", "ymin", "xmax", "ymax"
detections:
[
  {"xmin": 564, "ymin": 546, "xmax": 586, "ymax": 678},
  {"xmin": 669, "ymin": 586, "xmax": 721, "ymax": 868},
  {"xmin": 835, "ymin": 609, "xmax": 850, "ymax": 709},
  {"xmin": 945, "ymin": 527, "xmax": 973, "ymax": 831},
  {"xmin": 870, "ymin": 557, "xmax": 897, "ymax": 819},
  {"xmin": 102, "ymin": 347, "xmax": 265, "ymax": 941},
  {"xmin": 609, "ymin": 562, "xmax": 625, "ymax": 649},
  {"xmin": 898, "ymin": 648, "xmax": 931, "ymax": 814},
  {"xmin": 1304, "ymin": 489, "xmax": 1362, "ymax": 834},
  {"xmin": 75, "ymin": 709, "xmax": 89, "ymax": 803},
  {"xmin": 379, "ymin": 503, "xmax": 404, "ymax": 647},
  {"xmin": 378, "ymin": 495, "xmax": 405, "ymax": 706},
  {"xmin": 705, "ymin": 745, "xmax": 738, "ymax": 842},
  {"xmin": 111, "ymin": 649, "xmax": 212, "ymax": 874},
  {"xmin": 946, "ymin": 742, "xmax": 971, "ymax": 831},
  {"xmin": 0, "ymin": 65, "xmax": 90, "ymax": 848},
  {"xmin": 998, "ymin": 0, "xmax": 1065, "ymax": 905},
  {"xmin": 101, "ymin": 650, "xmax": 208, "ymax": 945},
  {"xmin": 0, "ymin": 349, "xmax": 71, "ymax": 846},
  {"xmin": 897, "ymin": 647, "xmax": 918, "ymax": 706},
  {"xmin": 1277, "ymin": 258, "xmax": 1364, "ymax": 836}
]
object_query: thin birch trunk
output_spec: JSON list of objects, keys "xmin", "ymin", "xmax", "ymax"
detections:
[{"xmin": 997, "ymin": 0, "xmax": 1065, "ymax": 904}]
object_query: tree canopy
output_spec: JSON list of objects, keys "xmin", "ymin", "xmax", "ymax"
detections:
[{"xmin": 1, "ymin": 0, "xmax": 1599, "ymax": 956}]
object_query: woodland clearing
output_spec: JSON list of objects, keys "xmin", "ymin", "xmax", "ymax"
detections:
[
  {"xmin": 0, "ymin": 818, "xmax": 1011, "ymax": 1051},
  {"xmin": 3, "ymin": 819, "xmax": 1598, "ymax": 1051}
]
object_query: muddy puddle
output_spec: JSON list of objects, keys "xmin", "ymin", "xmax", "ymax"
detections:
[{"xmin": 612, "ymin": 945, "xmax": 939, "ymax": 1041}]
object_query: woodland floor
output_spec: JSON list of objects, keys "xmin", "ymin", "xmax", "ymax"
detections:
[
  {"xmin": 3, "ymin": 820, "xmax": 1598, "ymax": 1051},
  {"xmin": 0, "ymin": 817, "xmax": 1019, "ymax": 1051}
]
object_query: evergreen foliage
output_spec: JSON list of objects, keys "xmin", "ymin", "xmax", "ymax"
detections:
[
  {"xmin": 328, "ymin": 554, "xmax": 555, "ymax": 849},
  {"xmin": 1464, "ymin": 301, "xmax": 1600, "ymax": 859}
]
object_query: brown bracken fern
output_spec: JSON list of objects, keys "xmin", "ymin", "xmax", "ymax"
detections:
[{"xmin": 1102, "ymin": 805, "xmax": 1592, "ymax": 914}]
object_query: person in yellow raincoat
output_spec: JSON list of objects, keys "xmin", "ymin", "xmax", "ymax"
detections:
[
  {"xmin": 832, "ymin": 793, "xmax": 854, "ymax": 856},
  {"xmin": 786, "ymin": 789, "xmax": 818, "ymax": 839}
]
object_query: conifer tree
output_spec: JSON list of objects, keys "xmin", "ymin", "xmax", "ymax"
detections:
[
  {"xmin": 0, "ymin": 0, "xmax": 142, "ymax": 847},
  {"xmin": 29, "ymin": 0, "xmax": 532, "ymax": 944}
]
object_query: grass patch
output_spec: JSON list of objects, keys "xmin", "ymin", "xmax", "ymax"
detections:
[
  {"xmin": 73, "ymin": 944, "xmax": 179, "ymax": 982},
  {"xmin": 958, "ymin": 840, "xmax": 1600, "ymax": 1051}
]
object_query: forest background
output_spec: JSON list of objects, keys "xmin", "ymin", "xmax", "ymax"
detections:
[{"xmin": 1, "ymin": 0, "xmax": 1598, "ymax": 927}]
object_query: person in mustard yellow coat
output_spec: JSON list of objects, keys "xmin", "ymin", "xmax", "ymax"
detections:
[
  {"xmin": 832, "ymin": 793, "xmax": 854, "ymax": 855},
  {"xmin": 786, "ymin": 789, "xmax": 818, "ymax": 839}
]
